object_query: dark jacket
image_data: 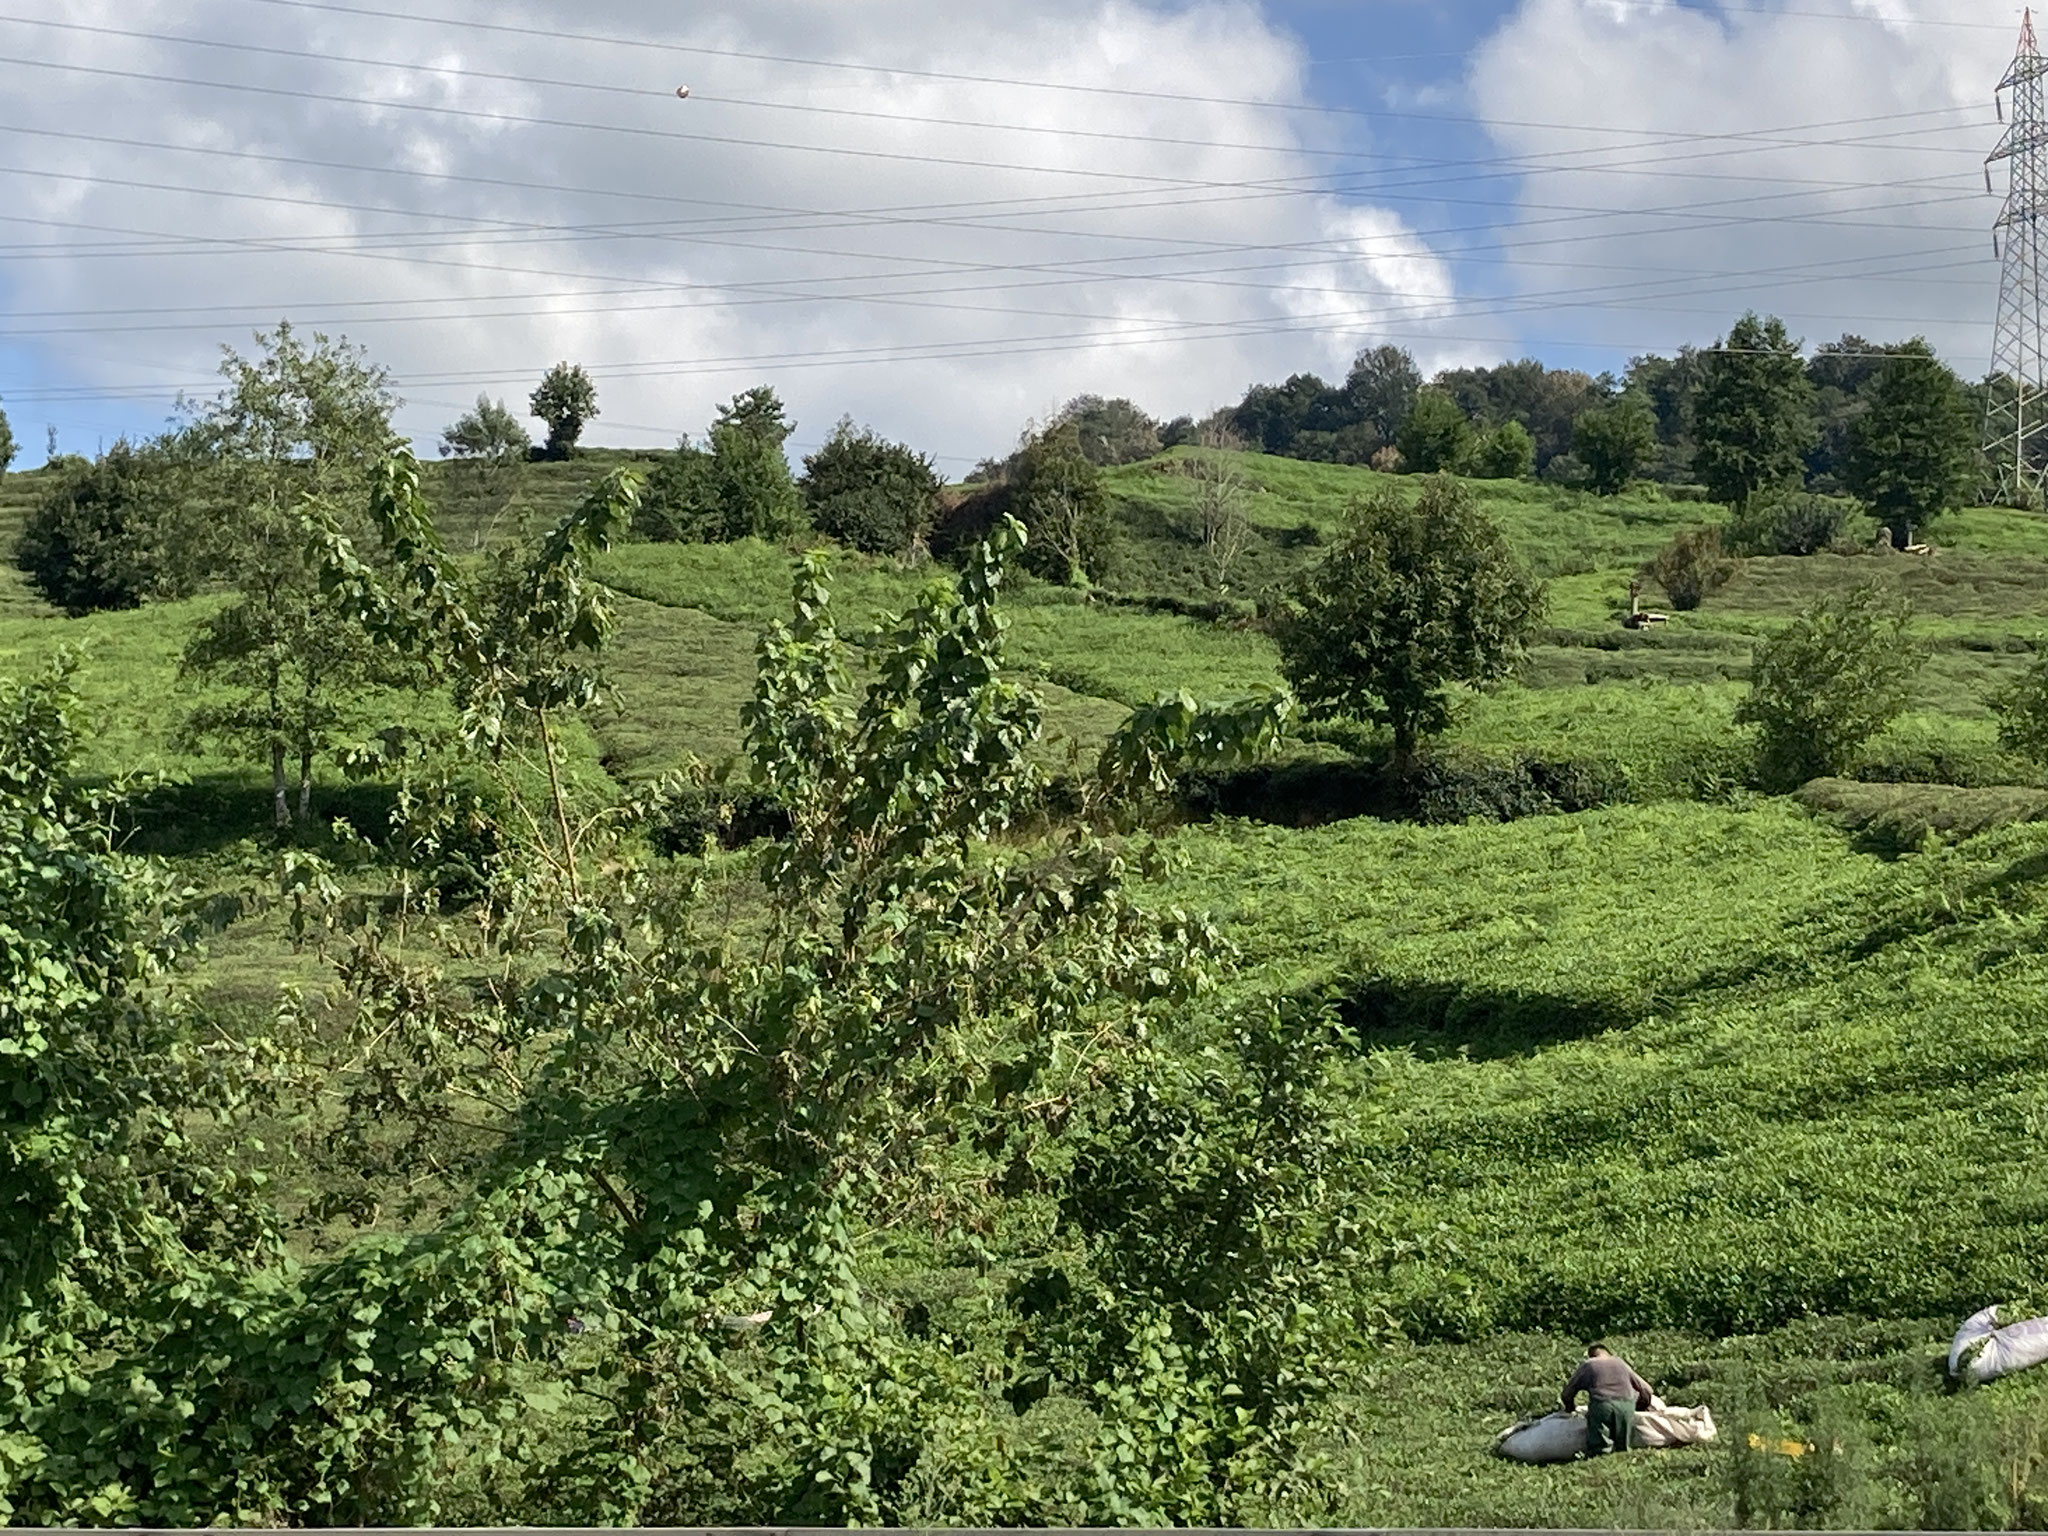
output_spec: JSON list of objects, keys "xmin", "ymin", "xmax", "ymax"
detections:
[{"xmin": 1562, "ymin": 1355, "xmax": 1653, "ymax": 1412}]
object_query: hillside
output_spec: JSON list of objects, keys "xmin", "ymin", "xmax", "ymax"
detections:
[{"xmin": 12, "ymin": 449, "xmax": 2048, "ymax": 1523}]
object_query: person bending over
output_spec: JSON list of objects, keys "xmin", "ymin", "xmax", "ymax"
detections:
[{"xmin": 1561, "ymin": 1343, "xmax": 1653, "ymax": 1457}]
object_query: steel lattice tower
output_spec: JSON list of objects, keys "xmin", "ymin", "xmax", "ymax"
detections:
[{"xmin": 1987, "ymin": 9, "xmax": 2048, "ymax": 505}]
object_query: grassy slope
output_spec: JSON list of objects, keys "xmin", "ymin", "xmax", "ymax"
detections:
[{"xmin": 17, "ymin": 453, "xmax": 2048, "ymax": 1521}]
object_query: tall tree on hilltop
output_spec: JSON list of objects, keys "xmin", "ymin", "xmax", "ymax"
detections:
[
  {"xmin": 1842, "ymin": 341, "xmax": 1978, "ymax": 546},
  {"xmin": 1693, "ymin": 312, "xmax": 1817, "ymax": 508},
  {"xmin": 0, "ymin": 399, "xmax": 14, "ymax": 474},
  {"xmin": 1344, "ymin": 344, "xmax": 1422, "ymax": 440},
  {"xmin": 529, "ymin": 362, "xmax": 599, "ymax": 460},
  {"xmin": 1053, "ymin": 395, "xmax": 1162, "ymax": 466},
  {"xmin": 1573, "ymin": 390, "xmax": 1659, "ymax": 495}
]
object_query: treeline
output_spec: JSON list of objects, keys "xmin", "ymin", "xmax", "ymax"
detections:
[{"xmin": 1207, "ymin": 313, "xmax": 1988, "ymax": 525}]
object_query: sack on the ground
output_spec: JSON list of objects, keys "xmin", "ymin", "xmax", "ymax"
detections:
[
  {"xmin": 1950, "ymin": 1305, "xmax": 2048, "ymax": 1384},
  {"xmin": 1494, "ymin": 1397, "xmax": 1718, "ymax": 1463}
]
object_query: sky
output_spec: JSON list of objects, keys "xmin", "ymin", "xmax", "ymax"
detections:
[{"xmin": 0, "ymin": 0, "xmax": 2029, "ymax": 469}]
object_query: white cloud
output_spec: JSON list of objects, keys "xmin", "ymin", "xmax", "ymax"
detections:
[
  {"xmin": 1465, "ymin": 0, "xmax": 2011, "ymax": 371},
  {"xmin": 0, "ymin": 0, "xmax": 1466, "ymax": 464}
]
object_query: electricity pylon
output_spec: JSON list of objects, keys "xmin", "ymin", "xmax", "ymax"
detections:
[{"xmin": 1987, "ymin": 8, "xmax": 2048, "ymax": 506}]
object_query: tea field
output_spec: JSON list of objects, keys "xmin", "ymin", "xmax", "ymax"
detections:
[{"xmin": 15, "ymin": 446, "xmax": 2048, "ymax": 1524}]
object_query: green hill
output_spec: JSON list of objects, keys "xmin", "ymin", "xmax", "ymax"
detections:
[{"xmin": 13, "ymin": 449, "xmax": 2048, "ymax": 1523}]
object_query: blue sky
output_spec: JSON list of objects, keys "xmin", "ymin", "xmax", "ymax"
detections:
[{"xmin": 0, "ymin": 0, "xmax": 2024, "ymax": 467}]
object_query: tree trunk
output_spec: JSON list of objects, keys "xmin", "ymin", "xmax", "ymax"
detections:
[
  {"xmin": 298, "ymin": 666, "xmax": 317, "ymax": 824},
  {"xmin": 269, "ymin": 654, "xmax": 290, "ymax": 826},
  {"xmin": 1389, "ymin": 722, "xmax": 1417, "ymax": 778},
  {"xmin": 271, "ymin": 739, "xmax": 290, "ymax": 827}
]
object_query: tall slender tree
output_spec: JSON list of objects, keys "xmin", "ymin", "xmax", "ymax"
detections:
[{"xmin": 178, "ymin": 324, "xmax": 408, "ymax": 826}]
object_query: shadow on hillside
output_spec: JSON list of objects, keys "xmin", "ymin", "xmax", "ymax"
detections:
[
  {"xmin": 114, "ymin": 775, "xmax": 401, "ymax": 856},
  {"xmin": 1329, "ymin": 973, "xmax": 1630, "ymax": 1062}
]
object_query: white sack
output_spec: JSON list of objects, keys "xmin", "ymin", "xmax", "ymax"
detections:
[
  {"xmin": 1950, "ymin": 1305, "xmax": 2048, "ymax": 1384},
  {"xmin": 1494, "ymin": 1397, "xmax": 1718, "ymax": 1464}
]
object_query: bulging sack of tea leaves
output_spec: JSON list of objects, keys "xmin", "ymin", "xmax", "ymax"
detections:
[
  {"xmin": 1950, "ymin": 1305, "xmax": 2048, "ymax": 1385},
  {"xmin": 1493, "ymin": 1398, "xmax": 1718, "ymax": 1464}
]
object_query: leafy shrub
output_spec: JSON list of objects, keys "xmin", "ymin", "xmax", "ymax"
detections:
[
  {"xmin": 1050, "ymin": 394, "xmax": 1161, "ymax": 467},
  {"xmin": 439, "ymin": 394, "xmax": 531, "ymax": 461},
  {"xmin": 648, "ymin": 784, "xmax": 791, "ymax": 854},
  {"xmin": 1409, "ymin": 750, "xmax": 1631, "ymax": 824},
  {"xmin": 1645, "ymin": 525, "xmax": 1737, "ymax": 610},
  {"xmin": 1467, "ymin": 420, "xmax": 1535, "ymax": 480},
  {"xmin": 1369, "ymin": 444, "xmax": 1404, "ymax": 474},
  {"xmin": 16, "ymin": 439, "xmax": 192, "ymax": 614},
  {"xmin": 801, "ymin": 419, "xmax": 941, "ymax": 556},
  {"xmin": 1995, "ymin": 643, "xmax": 2048, "ymax": 766},
  {"xmin": 1736, "ymin": 584, "xmax": 1926, "ymax": 789},
  {"xmin": 1727, "ymin": 490, "xmax": 1865, "ymax": 555},
  {"xmin": 1540, "ymin": 451, "xmax": 1592, "ymax": 490},
  {"xmin": 1394, "ymin": 389, "xmax": 1472, "ymax": 474},
  {"xmin": 1571, "ymin": 391, "xmax": 1657, "ymax": 494}
]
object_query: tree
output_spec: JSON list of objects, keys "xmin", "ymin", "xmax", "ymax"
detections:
[
  {"xmin": 800, "ymin": 418, "xmax": 942, "ymax": 555},
  {"xmin": 1344, "ymin": 344, "xmax": 1422, "ymax": 441},
  {"xmin": 1011, "ymin": 422, "xmax": 1114, "ymax": 584},
  {"xmin": 1231, "ymin": 372, "xmax": 1341, "ymax": 456},
  {"xmin": 1277, "ymin": 476, "xmax": 1545, "ymax": 765},
  {"xmin": 178, "ymin": 323, "xmax": 407, "ymax": 826},
  {"xmin": 1395, "ymin": 389, "xmax": 1473, "ymax": 474},
  {"xmin": 1433, "ymin": 358, "xmax": 1606, "ymax": 470},
  {"xmin": 707, "ymin": 387, "xmax": 802, "ymax": 541},
  {"xmin": 15, "ymin": 438, "xmax": 195, "ymax": 613},
  {"xmin": 635, "ymin": 388, "xmax": 804, "ymax": 544},
  {"xmin": 1693, "ymin": 313, "xmax": 1818, "ymax": 508},
  {"xmin": 1053, "ymin": 395, "xmax": 1162, "ymax": 466},
  {"xmin": 1646, "ymin": 526, "xmax": 1736, "ymax": 611},
  {"xmin": 1469, "ymin": 420, "xmax": 1535, "ymax": 481},
  {"xmin": 441, "ymin": 393, "xmax": 531, "ymax": 461},
  {"xmin": 529, "ymin": 362, "xmax": 598, "ymax": 459},
  {"xmin": 1180, "ymin": 425, "xmax": 1254, "ymax": 593},
  {"xmin": 1572, "ymin": 391, "xmax": 1659, "ymax": 494},
  {"xmin": 1996, "ymin": 645, "xmax": 2048, "ymax": 766},
  {"xmin": 1736, "ymin": 584, "xmax": 1924, "ymax": 788},
  {"xmin": 1625, "ymin": 345, "xmax": 1707, "ymax": 479},
  {"xmin": 0, "ymin": 399, "xmax": 14, "ymax": 474},
  {"xmin": 1841, "ymin": 341, "xmax": 1977, "ymax": 546},
  {"xmin": 438, "ymin": 395, "xmax": 531, "ymax": 546}
]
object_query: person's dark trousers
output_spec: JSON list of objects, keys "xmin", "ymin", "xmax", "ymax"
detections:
[{"xmin": 1585, "ymin": 1397, "xmax": 1636, "ymax": 1456}]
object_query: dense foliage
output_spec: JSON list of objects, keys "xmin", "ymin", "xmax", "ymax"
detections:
[
  {"xmin": 1736, "ymin": 584, "xmax": 1926, "ymax": 788},
  {"xmin": 1694, "ymin": 313, "xmax": 1818, "ymax": 508},
  {"xmin": 1572, "ymin": 390, "xmax": 1658, "ymax": 495},
  {"xmin": 800, "ymin": 418, "xmax": 941, "ymax": 555},
  {"xmin": 637, "ymin": 388, "xmax": 805, "ymax": 545},
  {"xmin": 1277, "ymin": 476, "xmax": 1544, "ymax": 762},
  {"xmin": 1395, "ymin": 388, "xmax": 1474, "ymax": 475},
  {"xmin": 529, "ymin": 362, "xmax": 598, "ymax": 460},
  {"xmin": 1841, "ymin": 342, "xmax": 1978, "ymax": 545},
  {"xmin": 15, "ymin": 439, "xmax": 191, "ymax": 614},
  {"xmin": 440, "ymin": 394, "xmax": 532, "ymax": 462}
]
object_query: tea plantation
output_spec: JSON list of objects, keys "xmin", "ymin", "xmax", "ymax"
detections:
[{"xmin": 14, "ymin": 446, "xmax": 2048, "ymax": 1525}]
